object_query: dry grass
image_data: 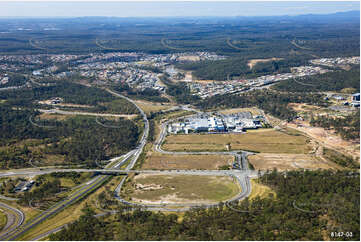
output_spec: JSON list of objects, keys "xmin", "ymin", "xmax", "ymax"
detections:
[
  {"xmin": 248, "ymin": 153, "xmax": 340, "ymax": 171},
  {"xmin": 134, "ymin": 100, "xmax": 175, "ymax": 114},
  {"xmin": 141, "ymin": 153, "xmax": 234, "ymax": 170},
  {"xmin": 38, "ymin": 113, "xmax": 68, "ymax": 121},
  {"xmin": 163, "ymin": 130, "xmax": 311, "ymax": 154},
  {"xmin": 248, "ymin": 179, "xmax": 276, "ymax": 200},
  {"xmin": 126, "ymin": 174, "xmax": 240, "ymax": 204},
  {"xmin": 219, "ymin": 107, "xmax": 261, "ymax": 116},
  {"xmin": 288, "ymin": 103, "xmax": 323, "ymax": 113},
  {"xmin": 178, "ymin": 55, "xmax": 200, "ymax": 61}
]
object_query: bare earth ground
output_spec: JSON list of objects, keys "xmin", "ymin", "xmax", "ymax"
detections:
[
  {"xmin": 248, "ymin": 153, "xmax": 341, "ymax": 171},
  {"xmin": 38, "ymin": 100, "xmax": 92, "ymax": 108},
  {"xmin": 247, "ymin": 58, "xmax": 283, "ymax": 69},
  {"xmin": 163, "ymin": 130, "xmax": 311, "ymax": 153},
  {"xmin": 286, "ymin": 121, "xmax": 360, "ymax": 160},
  {"xmin": 141, "ymin": 153, "xmax": 234, "ymax": 170},
  {"xmin": 178, "ymin": 55, "xmax": 200, "ymax": 62},
  {"xmin": 127, "ymin": 174, "xmax": 240, "ymax": 204},
  {"xmin": 192, "ymin": 79, "xmax": 215, "ymax": 84}
]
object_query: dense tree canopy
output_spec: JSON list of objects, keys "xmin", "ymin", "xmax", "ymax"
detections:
[
  {"xmin": 196, "ymin": 90, "xmax": 328, "ymax": 121},
  {"xmin": 50, "ymin": 170, "xmax": 360, "ymax": 241}
]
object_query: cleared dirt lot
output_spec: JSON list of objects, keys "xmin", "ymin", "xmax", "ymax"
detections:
[
  {"xmin": 163, "ymin": 130, "xmax": 311, "ymax": 153},
  {"xmin": 178, "ymin": 55, "xmax": 200, "ymax": 61},
  {"xmin": 247, "ymin": 58, "xmax": 283, "ymax": 69},
  {"xmin": 248, "ymin": 153, "xmax": 340, "ymax": 171},
  {"xmin": 287, "ymin": 121, "xmax": 360, "ymax": 160},
  {"xmin": 141, "ymin": 153, "xmax": 234, "ymax": 170},
  {"xmin": 126, "ymin": 174, "xmax": 240, "ymax": 204}
]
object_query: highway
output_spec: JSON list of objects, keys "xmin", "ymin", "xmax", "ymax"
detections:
[
  {"xmin": 0, "ymin": 89, "xmax": 257, "ymax": 239},
  {"xmin": 0, "ymin": 89, "xmax": 149, "ymax": 241},
  {"xmin": 0, "ymin": 202, "xmax": 25, "ymax": 240}
]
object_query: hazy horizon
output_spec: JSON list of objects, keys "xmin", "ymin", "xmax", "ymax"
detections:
[{"xmin": 0, "ymin": 1, "xmax": 359, "ymax": 18}]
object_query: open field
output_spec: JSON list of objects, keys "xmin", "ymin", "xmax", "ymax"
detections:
[
  {"xmin": 288, "ymin": 103, "xmax": 324, "ymax": 113},
  {"xmin": 248, "ymin": 153, "xmax": 341, "ymax": 171},
  {"xmin": 141, "ymin": 153, "xmax": 234, "ymax": 170},
  {"xmin": 163, "ymin": 130, "xmax": 311, "ymax": 153},
  {"xmin": 134, "ymin": 100, "xmax": 175, "ymax": 114},
  {"xmin": 248, "ymin": 180, "xmax": 276, "ymax": 200},
  {"xmin": 178, "ymin": 55, "xmax": 200, "ymax": 62},
  {"xmin": 219, "ymin": 107, "xmax": 261, "ymax": 116},
  {"xmin": 38, "ymin": 113, "xmax": 68, "ymax": 121},
  {"xmin": 126, "ymin": 174, "xmax": 240, "ymax": 204},
  {"xmin": 247, "ymin": 57, "xmax": 283, "ymax": 69}
]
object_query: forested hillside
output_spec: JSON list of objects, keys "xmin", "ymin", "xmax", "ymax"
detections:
[
  {"xmin": 0, "ymin": 104, "xmax": 139, "ymax": 168},
  {"xmin": 196, "ymin": 90, "xmax": 328, "ymax": 121},
  {"xmin": 273, "ymin": 67, "xmax": 360, "ymax": 93},
  {"xmin": 176, "ymin": 56, "xmax": 308, "ymax": 81}
]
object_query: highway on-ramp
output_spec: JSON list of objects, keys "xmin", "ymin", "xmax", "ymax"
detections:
[
  {"xmin": 1, "ymin": 89, "xmax": 149, "ymax": 241},
  {"xmin": 0, "ymin": 202, "xmax": 25, "ymax": 240}
]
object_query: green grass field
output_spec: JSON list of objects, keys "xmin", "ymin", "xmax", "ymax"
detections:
[{"xmin": 126, "ymin": 174, "xmax": 240, "ymax": 204}]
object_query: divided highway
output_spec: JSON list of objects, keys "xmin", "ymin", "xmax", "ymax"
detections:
[
  {"xmin": 0, "ymin": 89, "xmax": 258, "ymax": 239},
  {"xmin": 0, "ymin": 89, "xmax": 149, "ymax": 241},
  {"xmin": 0, "ymin": 202, "xmax": 24, "ymax": 240}
]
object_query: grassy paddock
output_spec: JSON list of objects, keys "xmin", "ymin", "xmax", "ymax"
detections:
[
  {"xmin": 141, "ymin": 153, "xmax": 234, "ymax": 170},
  {"xmin": 248, "ymin": 153, "xmax": 339, "ymax": 171},
  {"xmin": 135, "ymin": 101, "xmax": 175, "ymax": 114},
  {"xmin": 127, "ymin": 174, "xmax": 240, "ymax": 204},
  {"xmin": 163, "ymin": 130, "xmax": 311, "ymax": 153}
]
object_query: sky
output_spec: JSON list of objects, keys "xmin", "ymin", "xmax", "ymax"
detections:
[{"xmin": 0, "ymin": 1, "xmax": 359, "ymax": 18}]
